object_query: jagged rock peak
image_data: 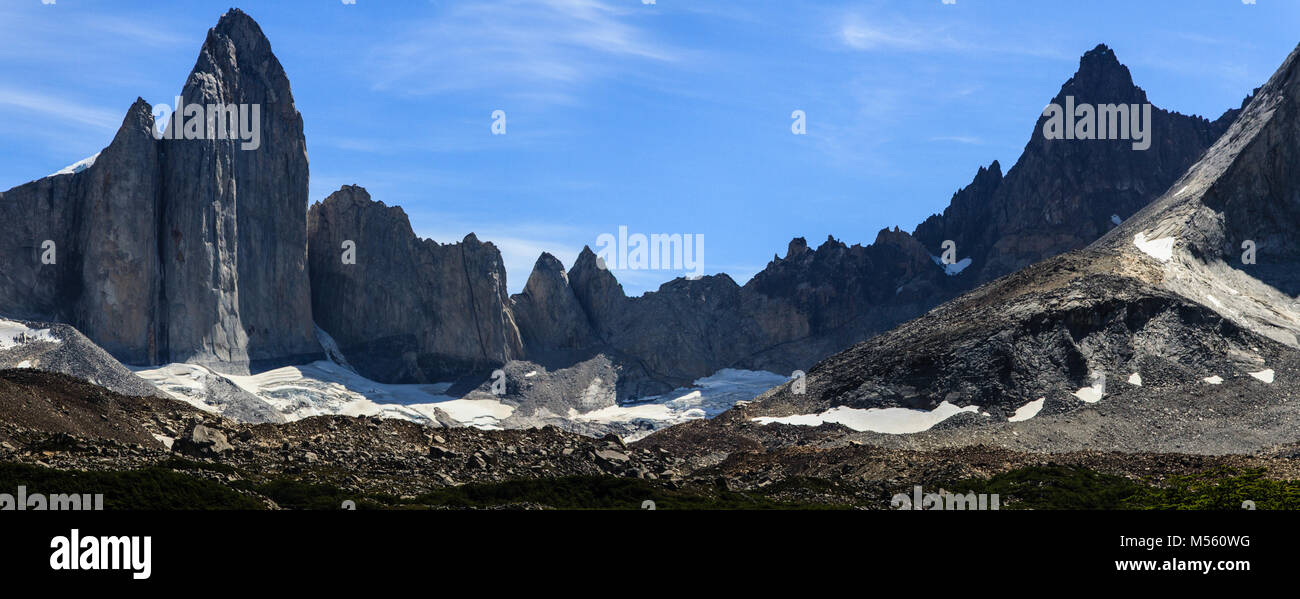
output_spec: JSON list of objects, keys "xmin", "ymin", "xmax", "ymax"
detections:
[
  {"xmin": 817, "ymin": 234, "xmax": 847, "ymax": 252},
  {"xmin": 977, "ymin": 159, "xmax": 1002, "ymax": 180},
  {"xmin": 786, "ymin": 237, "xmax": 809, "ymax": 259},
  {"xmin": 209, "ymin": 8, "xmax": 272, "ymax": 54},
  {"xmin": 532, "ymin": 252, "xmax": 567, "ymax": 273},
  {"xmin": 874, "ymin": 226, "xmax": 912, "ymax": 246},
  {"xmin": 1078, "ymin": 43, "xmax": 1121, "ymax": 70},
  {"xmin": 1060, "ymin": 43, "xmax": 1145, "ymax": 103},
  {"xmin": 323, "ymin": 184, "xmax": 372, "ymax": 202}
]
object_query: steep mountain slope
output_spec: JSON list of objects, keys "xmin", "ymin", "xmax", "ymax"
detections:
[
  {"xmin": 0, "ymin": 317, "xmax": 158, "ymax": 398},
  {"xmin": 913, "ymin": 44, "xmax": 1243, "ymax": 284},
  {"xmin": 721, "ymin": 41, "xmax": 1300, "ymax": 454},
  {"xmin": 160, "ymin": 9, "xmax": 319, "ymax": 371},
  {"xmin": 0, "ymin": 8, "xmax": 321, "ymax": 374},
  {"xmin": 307, "ymin": 185, "xmax": 524, "ymax": 383},
  {"xmin": 504, "ymin": 44, "xmax": 1243, "ymax": 389}
]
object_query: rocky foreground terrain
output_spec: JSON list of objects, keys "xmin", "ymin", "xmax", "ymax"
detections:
[{"xmin": 3, "ymin": 368, "xmax": 1299, "ymax": 510}]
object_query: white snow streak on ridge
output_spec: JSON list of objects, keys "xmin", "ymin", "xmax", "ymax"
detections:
[
  {"xmin": 1203, "ymin": 375, "xmax": 1224, "ymax": 385},
  {"xmin": 752, "ymin": 401, "xmax": 978, "ymax": 434},
  {"xmin": 50, "ymin": 152, "xmax": 100, "ymax": 177},
  {"xmin": 1133, "ymin": 232, "xmax": 1176, "ymax": 262},
  {"xmin": 0, "ymin": 319, "xmax": 60, "ymax": 350},
  {"xmin": 1128, "ymin": 372, "xmax": 1143, "ymax": 386},
  {"xmin": 1008, "ymin": 398, "xmax": 1045, "ymax": 422}
]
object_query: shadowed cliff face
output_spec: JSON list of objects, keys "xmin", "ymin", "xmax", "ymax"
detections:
[
  {"xmin": 307, "ymin": 186, "xmax": 523, "ymax": 384},
  {"xmin": 513, "ymin": 44, "xmax": 1245, "ymax": 388},
  {"xmin": 0, "ymin": 8, "xmax": 320, "ymax": 373},
  {"xmin": 0, "ymin": 100, "xmax": 161, "ymax": 365},
  {"xmin": 0, "ymin": 10, "xmax": 1252, "ymax": 408},
  {"xmin": 160, "ymin": 8, "xmax": 318, "ymax": 371},
  {"xmin": 297, "ymin": 43, "xmax": 1247, "ymax": 395},
  {"xmin": 914, "ymin": 44, "xmax": 1244, "ymax": 285},
  {"xmin": 737, "ymin": 41, "xmax": 1300, "ymax": 441}
]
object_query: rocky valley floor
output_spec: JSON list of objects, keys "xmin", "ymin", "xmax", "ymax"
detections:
[{"xmin": 4, "ymin": 369, "xmax": 1299, "ymax": 510}]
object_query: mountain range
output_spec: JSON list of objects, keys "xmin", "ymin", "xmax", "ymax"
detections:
[
  {"xmin": 0, "ymin": 9, "xmax": 1270, "ymax": 439},
  {"xmin": 691, "ymin": 39, "xmax": 1300, "ymax": 456}
]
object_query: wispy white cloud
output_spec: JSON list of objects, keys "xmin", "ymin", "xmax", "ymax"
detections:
[
  {"xmin": 833, "ymin": 10, "xmax": 1072, "ymax": 61},
  {"xmin": 0, "ymin": 87, "xmax": 121, "ymax": 131},
  {"xmin": 839, "ymin": 15, "xmax": 941, "ymax": 51},
  {"xmin": 929, "ymin": 135, "xmax": 982, "ymax": 145},
  {"xmin": 366, "ymin": 0, "xmax": 685, "ymax": 104}
]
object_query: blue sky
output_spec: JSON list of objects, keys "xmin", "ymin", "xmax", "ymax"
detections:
[{"xmin": 2, "ymin": 0, "xmax": 1297, "ymax": 294}]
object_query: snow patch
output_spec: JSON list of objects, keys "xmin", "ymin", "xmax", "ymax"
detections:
[
  {"xmin": 0, "ymin": 319, "xmax": 60, "ymax": 350},
  {"xmin": 578, "ymin": 369, "xmax": 789, "ymax": 440},
  {"xmin": 1127, "ymin": 372, "xmax": 1142, "ymax": 386},
  {"xmin": 1203, "ymin": 375, "xmax": 1224, "ymax": 385},
  {"xmin": 752, "ymin": 401, "xmax": 978, "ymax": 434},
  {"xmin": 50, "ymin": 152, "xmax": 100, "ymax": 177},
  {"xmin": 931, "ymin": 255, "xmax": 972, "ymax": 276},
  {"xmin": 1073, "ymin": 376, "xmax": 1106, "ymax": 403},
  {"xmin": 135, "ymin": 361, "xmax": 786, "ymax": 437},
  {"xmin": 1248, "ymin": 369, "xmax": 1275, "ymax": 383},
  {"xmin": 133, "ymin": 360, "xmax": 481, "ymax": 425},
  {"xmin": 1008, "ymin": 398, "xmax": 1045, "ymax": 422},
  {"xmin": 1133, "ymin": 232, "xmax": 1176, "ymax": 262}
]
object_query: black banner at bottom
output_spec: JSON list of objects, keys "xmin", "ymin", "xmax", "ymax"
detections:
[{"xmin": 0, "ymin": 509, "xmax": 1285, "ymax": 589}]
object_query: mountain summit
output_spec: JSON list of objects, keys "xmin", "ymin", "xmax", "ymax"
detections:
[
  {"xmin": 725, "ymin": 41, "xmax": 1300, "ymax": 455},
  {"xmin": 0, "ymin": 8, "xmax": 319, "ymax": 374}
]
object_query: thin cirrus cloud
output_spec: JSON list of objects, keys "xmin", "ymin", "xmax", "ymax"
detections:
[
  {"xmin": 835, "ymin": 10, "xmax": 1072, "ymax": 61},
  {"xmin": 365, "ymin": 0, "xmax": 683, "ymax": 102},
  {"xmin": 0, "ymin": 87, "xmax": 121, "ymax": 131}
]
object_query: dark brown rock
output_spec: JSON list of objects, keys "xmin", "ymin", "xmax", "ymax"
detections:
[{"xmin": 307, "ymin": 185, "xmax": 523, "ymax": 383}]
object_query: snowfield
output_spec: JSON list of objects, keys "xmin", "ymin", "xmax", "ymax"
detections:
[
  {"xmin": 1133, "ymin": 232, "xmax": 1176, "ymax": 262},
  {"xmin": 132, "ymin": 358, "xmax": 789, "ymax": 437},
  {"xmin": 1008, "ymin": 398, "xmax": 1046, "ymax": 422},
  {"xmin": 752, "ymin": 401, "xmax": 979, "ymax": 434},
  {"xmin": 0, "ymin": 319, "xmax": 61, "ymax": 350}
]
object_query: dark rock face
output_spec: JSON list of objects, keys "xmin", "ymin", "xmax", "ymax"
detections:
[
  {"xmin": 512, "ymin": 253, "xmax": 598, "ymax": 356},
  {"xmin": 0, "ymin": 101, "xmax": 162, "ymax": 365},
  {"xmin": 739, "ymin": 40, "xmax": 1300, "ymax": 434},
  {"xmin": 549, "ymin": 43, "xmax": 1245, "ymax": 387},
  {"xmin": 744, "ymin": 253, "xmax": 1269, "ymax": 419},
  {"xmin": 159, "ymin": 9, "xmax": 318, "ymax": 371},
  {"xmin": 322, "ymin": 45, "xmax": 1246, "ymax": 395},
  {"xmin": 0, "ymin": 9, "xmax": 320, "ymax": 373},
  {"xmin": 74, "ymin": 101, "xmax": 164, "ymax": 364},
  {"xmin": 307, "ymin": 185, "xmax": 523, "ymax": 383},
  {"xmin": 0, "ymin": 15, "xmax": 1254, "ymax": 416},
  {"xmin": 913, "ymin": 44, "xmax": 1241, "ymax": 284}
]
